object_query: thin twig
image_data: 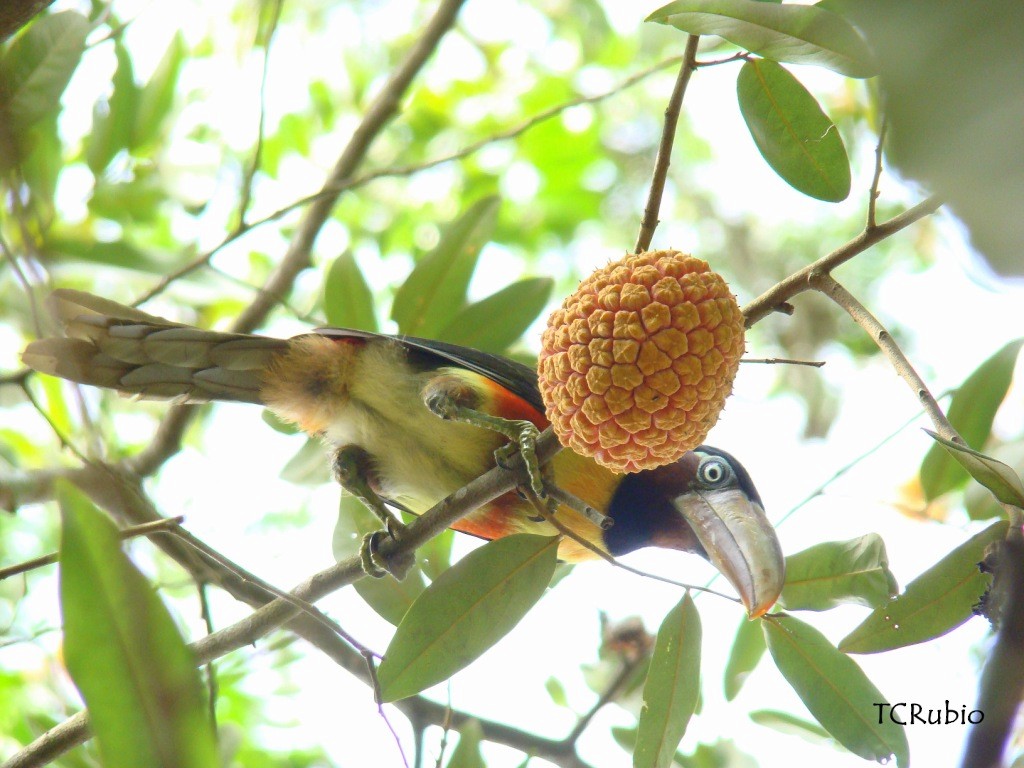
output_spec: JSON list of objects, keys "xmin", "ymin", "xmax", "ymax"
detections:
[
  {"xmin": 197, "ymin": 583, "xmax": 219, "ymax": 732},
  {"xmin": 740, "ymin": 357, "xmax": 825, "ymax": 368},
  {"xmin": 866, "ymin": 118, "xmax": 888, "ymax": 231},
  {"xmin": 635, "ymin": 35, "xmax": 700, "ymax": 254}
]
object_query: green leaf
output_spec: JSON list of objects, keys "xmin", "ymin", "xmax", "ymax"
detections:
[
  {"xmin": 737, "ymin": 59, "xmax": 850, "ymax": 202},
  {"xmin": 417, "ymin": 527, "xmax": 454, "ymax": 581},
  {"xmin": 545, "ymin": 677, "xmax": 569, "ymax": 707},
  {"xmin": 920, "ymin": 339, "xmax": 1024, "ymax": 500},
  {"xmin": 966, "ymin": 443, "xmax": 1024, "ymax": 520},
  {"xmin": 378, "ymin": 534, "xmax": 558, "ymax": 702},
  {"xmin": 132, "ymin": 32, "xmax": 185, "ymax": 150},
  {"xmin": 749, "ymin": 709, "xmax": 835, "ymax": 746},
  {"xmin": 40, "ymin": 234, "xmax": 167, "ymax": 273},
  {"xmin": 58, "ymin": 483, "xmax": 218, "ymax": 768},
  {"xmin": 390, "ymin": 196, "xmax": 500, "ymax": 337},
  {"xmin": 840, "ymin": 521, "xmax": 1008, "ymax": 654},
  {"xmin": 764, "ymin": 615, "xmax": 908, "ymax": 766},
  {"xmin": 779, "ymin": 534, "xmax": 899, "ymax": 611},
  {"xmin": 446, "ymin": 719, "xmax": 485, "ymax": 768},
  {"xmin": 332, "ymin": 494, "xmax": 425, "ymax": 625},
  {"xmin": 87, "ymin": 39, "xmax": 139, "ymax": 175},
  {"xmin": 646, "ymin": 0, "xmax": 874, "ymax": 77},
  {"xmin": 924, "ymin": 432, "xmax": 1024, "ymax": 508},
  {"xmin": 634, "ymin": 594, "xmax": 702, "ymax": 768},
  {"xmin": 279, "ymin": 437, "xmax": 330, "ymax": 485},
  {"xmin": 323, "ymin": 252, "xmax": 378, "ymax": 331},
  {"xmin": 723, "ymin": 615, "xmax": 765, "ymax": 701},
  {"xmin": 0, "ymin": 11, "xmax": 89, "ymax": 130},
  {"xmin": 261, "ymin": 408, "xmax": 300, "ymax": 435},
  {"xmin": 436, "ymin": 277, "xmax": 554, "ymax": 353}
]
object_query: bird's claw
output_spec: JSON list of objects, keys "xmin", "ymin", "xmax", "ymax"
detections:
[{"xmin": 359, "ymin": 529, "xmax": 415, "ymax": 581}]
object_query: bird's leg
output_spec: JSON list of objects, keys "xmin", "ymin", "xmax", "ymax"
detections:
[
  {"xmin": 422, "ymin": 377, "xmax": 545, "ymax": 500},
  {"xmin": 331, "ymin": 445, "xmax": 414, "ymax": 580}
]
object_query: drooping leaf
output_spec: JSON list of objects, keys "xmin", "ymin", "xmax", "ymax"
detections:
[
  {"xmin": 723, "ymin": 615, "xmax": 765, "ymax": 701},
  {"xmin": 437, "ymin": 277, "xmax": 554, "ymax": 353},
  {"xmin": 261, "ymin": 408, "xmax": 300, "ymax": 435},
  {"xmin": 332, "ymin": 494, "xmax": 425, "ymax": 625},
  {"xmin": 737, "ymin": 59, "xmax": 850, "ymax": 202},
  {"xmin": 764, "ymin": 615, "xmax": 908, "ymax": 766},
  {"xmin": 0, "ymin": 11, "xmax": 89, "ymax": 131},
  {"xmin": 840, "ymin": 521, "xmax": 1007, "ymax": 654},
  {"xmin": 634, "ymin": 594, "xmax": 702, "ymax": 768},
  {"xmin": 749, "ymin": 709, "xmax": 835, "ymax": 746},
  {"xmin": 779, "ymin": 534, "xmax": 898, "ymax": 611},
  {"xmin": 378, "ymin": 534, "xmax": 558, "ymax": 702},
  {"xmin": 920, "ymin": 339, "xmax": 1024, "ymax": 500},
  {"xmin": 323, "ymin": 252, "xmax": 378, "ymax": 331},
  {"xmin": 966, "ymin": 443, "xmax": 1024, "ymax": 520},
  {"xmin": 646, "ymin": 0, "xmax": 874, "ymax": 77},
  {"xmin": 132, "ymin": 32, "xmax": 185, "ymax": 151},
  {"xmin": 390, "ymin": 196, "xmax": 500, "ymax": 337},
  {"xmin": 58, "ymin": 482, "xmax": 218, "ymax": 768},
  {"xmin": 924, "ymin": 432, "xmax": 1024, "ymax": 509},
  {"xmin": 446, "ymin": 719, "xmax": 485, "ymax": 768},
  {"xmin": 87, "ymin": 39, "xmax": 139, "ymax": 175}
]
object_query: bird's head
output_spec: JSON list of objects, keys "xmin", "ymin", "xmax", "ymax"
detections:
[{"xmin": 604, "ymin": 448, "xmax": 784, "ymax": 618}]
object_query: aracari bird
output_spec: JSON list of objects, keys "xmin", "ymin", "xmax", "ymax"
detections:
[{"xmin": 22, "ymin": 290, "xmax": 784, "ymax": 616}]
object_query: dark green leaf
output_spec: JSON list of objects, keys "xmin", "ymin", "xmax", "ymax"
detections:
[
  {"xmin": 87, "ymin": 39, "xmax": 138, "ymax": 175},
  {"xmin": 378, "ymin": 534, "xmax": 558, "ymax": 702},
  {"xmin": 0, "ymin": 11, "xmax": 89, "ymax": 130},
  {"xmin": 332, "ymin": 494, "xmax": 425, "ymax": 625},
  {"xmin": 436, "ymin": 277, "xmax": 554, "ymax": 353},
  {"xmin": 737, "ymin": 59, "xmax": 850, "ymax": 202},
  {"xmin": 779, "ymin": 534, "xmax": 898, "ymax": 611},
  {"xmin": 920, "ymin": 339, "xmax": 1024, "ymax": 500},
  {"xmin": 723, "ymin": 615, "xmax": 765, "ymax": 701},
  {"xmin": 323, "ymin": 252, "xmax": 378, "ymax": 331},
  {"xmin": 58, "ymin": 483, "xmax": 218, "ymax": 768},
  {"xmin": 132, "ymin": 32, "xmax": 185, "ymax": 150},
  {"xmin": 924, "ymin": 431, "xmax": 1024, "ymax": 508},
  {"xmin": 764, "ymin": 615, "xmax": 908, "ymax": 766},
  {"xmin": 390, "ymin": 196, "xmax": 500, "ymax": 337},
  {"xmin": 840, "ymin": 521, "xmax": 1007, "ymax": 654},
  {"xmin": 280, "ymin": 437, "xmax": 330, "ymax": 485},
  {"xmin": 446, "ymin": 719, "xmax": 484, "ymax": 768},
  {"xmin": 634, "ymin": 594, "xmax": 702, "ymax": 768},
  {"xmin": 647, "ymin": 0, "xmax": 874, "ymax": 77},
  {"xmin": 749, "ymin": 709, "xmax": 835, "ymax": 746}
]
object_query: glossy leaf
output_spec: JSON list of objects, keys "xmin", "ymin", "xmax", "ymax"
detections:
[
  {"xmin": 924, "ymin": 432, "xmax": 1024, "ymax": 508},
  {"xmin": 921, "ymin": 339, "xmax": 1024, "ymax": 500},
  {"xmin": 437, "ymin": 277, "xmax": 554, "ymax": 353},
  {"xmin": 737, "ymin": 59, "xmax": 850, "ymax": 202},
  {"xmin": 391, "ymin": 196, "xmax": 500, "ymax": 337},
  {"xmin": 323, "ymin": 252, "xmax": 378, "ymax": 331},
  {"xmin": 723, "ymin": 615, "xmax": 765, "ymax": 701},
  {"xmin": 646, "ymin": 0, "xmax": 874, "ymax": 77},
  {"xmin": 750, "ymin": 709, "xmax": 835, "ymax": 746},
  {"xmin": 764, "ymin": 615, "xmax": 908, "ymax": 766},
  {"xmin": 779, "ymin": 534, "xmax": 898, "ymax": 611},
  {"xmin": 446, "ymin": 719, "xmax": 484, "ymax": 768},
  {"xmin": 840, "ymin": 521, "xmax": 1008, "ymax": 654},
  {"xmin": 133, "ymin": 32, "xmax": 185, "ymax": 150},
  {"xmin": 0, "ymin": 11, "xmax": 89, "ymax": 130},
  {"xmin": 378, "ymin": 534, "xmax": 558, "ymax": 702},
  {"xmin": 332, "ymin": 494, "xmax": 425, "ymax": 625},
  {"xmin": 58, "ymin": 483, "xmax": 218, "ymax": 768},
  {"xmin": 634, "ymin": 594, "xmax": 702, "ymax": 768}
]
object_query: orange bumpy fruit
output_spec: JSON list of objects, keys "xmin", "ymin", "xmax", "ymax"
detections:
[{"xmin": 538, "ymin": 250, "xmax": 745, "ymax": 473}]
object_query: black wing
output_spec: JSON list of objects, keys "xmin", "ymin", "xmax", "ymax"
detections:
[{"xmin": 313, "ymin": 327, "xmax": 544, "ymax": 412}]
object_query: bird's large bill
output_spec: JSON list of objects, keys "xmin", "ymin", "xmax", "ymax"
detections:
[{"xmin": 674, "ymin": 488, "xmax": 785, "ymax": 617}]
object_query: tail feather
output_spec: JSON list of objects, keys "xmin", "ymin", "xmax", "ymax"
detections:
[{"xmin": 22, "ymin": 289, "xmax": 288, "ymax": 404}]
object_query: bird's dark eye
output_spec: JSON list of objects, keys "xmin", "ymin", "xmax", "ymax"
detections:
[{"xmin": 697, "ymin": 457, "xmax": 731, "ymax": 487}]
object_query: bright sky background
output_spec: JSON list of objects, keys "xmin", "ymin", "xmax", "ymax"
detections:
[{"xmin": 5, "ymin": 1, "xmax": 1024, "ymax": 767}]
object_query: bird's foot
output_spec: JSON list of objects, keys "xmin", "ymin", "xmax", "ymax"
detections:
[{"xmin": 359, "ymin": 527, "xmax": 415, "ymax": 580}]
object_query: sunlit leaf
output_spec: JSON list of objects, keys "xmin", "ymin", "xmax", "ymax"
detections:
[
  {"xmin": 921, "ymin": 339, "xmax": 1024, "ymax": 500},
  {"xmin": 764, "ymin": 615, "xmax": 908, "ymax": 766},
  {"xmin": 391, "ymin": 196, "xmax": 500, "ymax": 337},
  {"xmin": 840, "ymin": 521, "xmax": 1007, "ymax": 654},
  {"xmin": 378, "ymin": 534, "xmax": 558, "ymax": 702},
  {"xmin": 779, "ymin": 534, "xmax": 898, "ymax": 611},
  {"xmin": 39, "ymin": 235, "xmax": 167, "ymax": 273},
  {"xmin": 280, "ymin": 437, "xmax": 331, "ymax": 485},
  {"xmin": 0, "ymin": 11, "xmax": 89, "ymax": 131},
  {"xmin": 261, "ymin": 408, "xmax": 300, "ymax": 435},
  {"xmin": 545, "ymin": 677, "xmax": 569, "ymax": 707},
  {"xmin": 925, "ymin": 432, "xmax": 1024, "ymax": 508},
  {"xmin": 446, "ymin": 719, "xmax": 484, "ymax": 768},
  {"xmin": 437, "ymin": 277, "xmax": 554, "ymax": 353},
  {"xmin": 634, "ymin": 594, "xmax": 701, "ymax": 768},
  {"xmin": 87, "ymin": 40, "xmax": 138, "ymax": 175},
  {"xmin": 132, "ymin": 32, "xmax": 185, "ymax": 151},
  {"xmin": 323, "ymin": 252, "xmax": 378, "ymax": 331},
  {"xmin": 750, "ymin": 709, "xmax": 835, "ymax": 746},
  {"xmin": 646, "ymin": 0, "xmax": 874, "ymax": 77},
  {"xmin": 723, "ymin": 615, "xmax": 765, "ymax": 701},
  {"xmin": 58, "ymin": 483, "xmax": 218, "ymax": 768},
  {"xmin": 737, "ymin": 59, "xmax": 850, "ymax": 202}
]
